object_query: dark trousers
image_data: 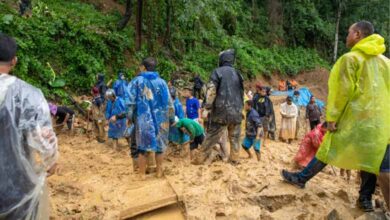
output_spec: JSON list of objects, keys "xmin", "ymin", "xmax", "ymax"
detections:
[
  {"xmin": 297, "ymin": 157, "xmax": 377, "ymax": 201},
  {"xmin": 309, "ymin": 119, "xmax": 321, "ymax": 130}
]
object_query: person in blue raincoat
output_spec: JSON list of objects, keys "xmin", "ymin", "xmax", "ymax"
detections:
[
  {"xmin": 127, "ymin": 57, "xmax": 174, "ymax": 180},
  {"xmin": 112, "ymin": 71, "xmax": 129, "ymax": 102},
  {"xmin": 105, "ymin": 89, "xmax": 127, "ymax": 150}
]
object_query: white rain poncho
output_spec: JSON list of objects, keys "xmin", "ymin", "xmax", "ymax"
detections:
[{"xmin": 0, "ymin": 74, "xmax": 58, "ymax": 219}]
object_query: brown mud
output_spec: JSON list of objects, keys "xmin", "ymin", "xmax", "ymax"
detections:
[{"xmin": 49, "ymin": 69, "xmax": 385, "ymax": 219}]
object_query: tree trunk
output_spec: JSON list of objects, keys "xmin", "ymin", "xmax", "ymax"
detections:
[
  {"xmin": 252, "ymin": 0, "xmax": 258, "ymax": 21},
  {"xmin": 333, "ymin": 0, "xmax": 342, "ymax": 62},
  {"xmin": 117, "ymin": 0, "xmax": 133, "ymax": 30},
  {"xmin": 135, "ymin": 0, "xmax": 143, "ymax": 51},
  {"xmin": 164, "ymin": 0, "xmax": 172, "ymax": 48}
]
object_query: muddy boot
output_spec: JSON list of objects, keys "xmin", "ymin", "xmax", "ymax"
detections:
[{"xmin": 281, "ymin": 170, "xmax": 305, "ymax": 189}]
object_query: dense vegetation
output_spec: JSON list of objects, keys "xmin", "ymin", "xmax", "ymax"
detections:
[{"xmin": 0, "ymin": 0, "xmax": 388, "ymax": 99}]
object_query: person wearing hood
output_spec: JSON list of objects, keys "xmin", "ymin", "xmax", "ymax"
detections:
[
  {"xmin": 192, "ymin": 74, "xmax": 204, "ymax": 99},
  {"xmin": 112, "ymin": 71, "xmax": 129, "ymax": 103},
  {"xmin": 253, "ymin": 84, "xmax": 274, "ymax": 147},
  {"xmin": 281, "ymin": 21, "xmax": 390, "ymax": 212},
  {"xmin": 95, "ymin": 73, "xmax": 108, "ymax": 103},
  {"xmin": 127, "ymin": 57, "xmax": 174, "ymax": 180},
  {"xmin": 105, "ymin": 89, "xmax": 127, "ymax": 150},
  {"xmin": 197, "ymin": 49, "xmax": 244, "ymax": 165},
  {"xmin": 0, "ymin": 34, "xmax": 58, "ymax": 219}
]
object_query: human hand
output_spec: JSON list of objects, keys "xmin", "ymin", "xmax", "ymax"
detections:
[
  {"xmin": 47, "ymin": 163, "xmax": 58, "ymax": 177},
  {"xmin": 110, "ymin": 116, "xmax": 117, "ymax": 123}
]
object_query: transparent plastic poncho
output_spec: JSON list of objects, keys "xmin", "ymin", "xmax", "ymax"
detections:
[
  {"xmin": 0, "ymin": 74, "xmax": 58, "ymax": 219},
  {"xmin": 317, "ymin": 34, "xmax": 390, "ymax": 174},
  {"xmin": 127, "ymin": 72, "xmax": 174, "ymax": 153}
]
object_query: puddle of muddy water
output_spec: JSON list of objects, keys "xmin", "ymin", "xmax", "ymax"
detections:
[{"xmin": 132, "ymin": 204, "xmax": 185, "ymax": 220}]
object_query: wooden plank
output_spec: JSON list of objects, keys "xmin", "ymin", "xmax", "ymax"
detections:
[{"xmin": 119, "ymin": 180, "xmax": 178, "ymax": 219}]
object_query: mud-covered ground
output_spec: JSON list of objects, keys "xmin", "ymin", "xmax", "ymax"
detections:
[{"xmin": 49, "ymin": 71, "xmax": 387, "ymax": 219}]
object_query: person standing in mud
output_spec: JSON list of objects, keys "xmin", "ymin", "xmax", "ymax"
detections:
[
  {"xmin": 198, "ymin": 49, "xmax": 244, "ymax": 165},
  {"xmin": 0, "ymin": 34, "xmax": 58, "ymax": 219},
  {"xmin": 192, "ymin": 74, "xmax": 204, "ymax": 99},
  {"xmin": 281, "ymin": 21, "xmax": 390, "ymax": 212},
  {"xmin": 127, "ymin": 57, "xmax": 174, "ymax": 180},
  {"xmin": 253, "ymin": 84, "xmax": 274, "ymax": 147}
]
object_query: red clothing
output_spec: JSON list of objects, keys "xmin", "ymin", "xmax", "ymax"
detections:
[{"xmin": 294, "ymin": 124, "xmax": 326, "ymax": 167}]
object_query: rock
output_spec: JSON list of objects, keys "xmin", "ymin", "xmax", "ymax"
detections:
[
  {"xmin": 325, "ymin": 206, "xmax": 354, "ymax": 220},
  {"xmin": 355, "ymin": 212, "xmax": 387, "ymax": 220},
  {"xmin": 335, "ymin": 189, "xmax": 350, "ymax": 203},
  {"xmin": 326, "ymin": 209, "xmax": 341, "ymax": 220}
]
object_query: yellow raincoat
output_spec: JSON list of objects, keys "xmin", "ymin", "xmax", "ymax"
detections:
[{"xmin": 316, "ymin": 34, "xmax": 390, "ymax": 174}]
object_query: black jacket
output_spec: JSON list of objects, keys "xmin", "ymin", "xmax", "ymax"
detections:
[
  {"xmin": 245, "ymin": 108, "xmax": 262, "ymax": 138},
  {"xmin": 253, "ymin": 93, "xmax": 273, "ymax": 117},
  {"xmin": 209, "ymin": 49, "xmax": 244, "ymax": 124}
]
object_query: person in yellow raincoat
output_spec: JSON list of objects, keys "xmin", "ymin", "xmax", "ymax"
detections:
[{"xmin": 281, "ymin": 21, "xmax": 390, "ymax": 212}]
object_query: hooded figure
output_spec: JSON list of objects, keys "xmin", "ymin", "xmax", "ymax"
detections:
[
  {"xmin": 105, "ymin": 89, "xmax": 127, "ymax": 142},
  {"xmin": 0, "ymin": 74, "xmax": 58, "ymax": 219},
  {"xmin": 95, "ymin": 73, "xmax": 108, "ymax": 102},
  {"xmin": 112, "ymin": 72, "xmax": 129, "ymax": 103},
  {"xmin": 281, "ymin": 22, "xmax": 390, "ymax": 212},
  {"xmin": 127, "ymin": 57, "xmax": 174, "ymax": 179},
  {"xmin": 127, "ymin": 72, "xmax": 174, "ymax": 153},
  {"xmin": 199, "ymin": 49, "xmax": 244, "ymax": 164},
  {"xmin": 317, "ymin": 33, "xmax": 390, "ymax": 174}
]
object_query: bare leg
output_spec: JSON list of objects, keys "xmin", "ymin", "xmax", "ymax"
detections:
[
  {"xmin": 132, "ymin": 158, "xmax": 138, "ymax": 172},
  {"xmin": 113, "ymin": 139, "xmax": 118, "ymax": 150},
  {"xmin": 378, "ymin": 172, "xmax": 390, "ymax": 210},
  {"xmin": 255, "ymin": 151, "xmax": 261, "ymax": 161},
  {"xmin": 183, "ymin": 143, "xmax": 191, "ymax": 159},
  {"xmin": 138, "ymin": 154, "xmax": 147, "ymax": 180},
  {"xmin": 244, "ymin": 148, "xmax": 252, "ymax": 159},
  {"xmin": 263, "ymin": 132, "xmax": 268, "ymax": 148},
  {"xmin": 156, "ymin": 153, "xmax": 164, "ymax": 178}
]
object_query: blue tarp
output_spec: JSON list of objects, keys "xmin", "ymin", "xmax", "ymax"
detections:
[{"xmin": 271, "ymin": 87, "xmax": 325, "ymax": 109}]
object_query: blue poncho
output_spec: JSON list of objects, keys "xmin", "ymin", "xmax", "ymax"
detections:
[
  {"xmin": 113, "ymin": 73, "xmax": 129, "ymax": 103},
  {"xmin": 127, "ymin": 72, "xmax": 174, "ymax": 153},
  {"xmin": 105, "ymin": 98, "xmax": 127, "ymax": 139},
  {"xmin": 169, "ymin": 98, "xmax": 190, "ymax": 144}
]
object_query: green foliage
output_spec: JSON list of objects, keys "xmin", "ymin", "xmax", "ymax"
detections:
[
  {"xmin": 0, "ymin": 0, "xmax": 133, "ymax": 100},
  {"xmin": 1, "ymin": 0, "xmax": 387, "ymax": 100}
]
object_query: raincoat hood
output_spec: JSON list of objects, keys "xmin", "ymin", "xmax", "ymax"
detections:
[
  {"xmin": 351, "ymin": 34, "xmax": 386, "ymax": 56},
  {"xmin": 140, "ymin": 71, "xmax": 159, "ymax": 80},
  {"xmin": 97, "ymin": 73, "xmax": 105, "ymax": 83},
  {"xmin": 219, "ymin": 49, "xmax": 235, "ymax": 67}
]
